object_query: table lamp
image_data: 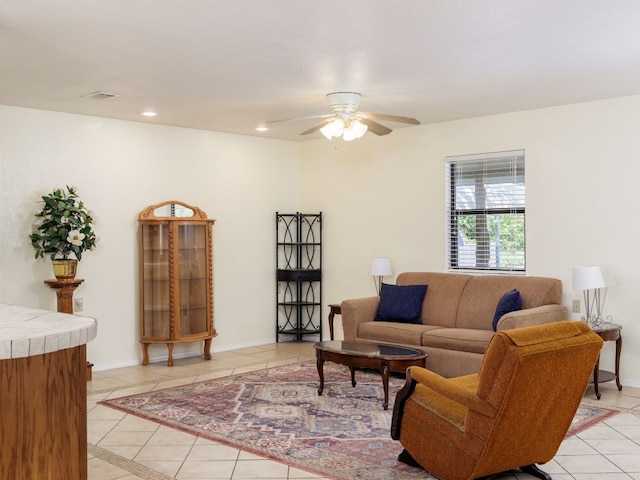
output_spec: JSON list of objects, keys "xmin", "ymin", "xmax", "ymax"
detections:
[
  {"xmin": 572, "ymin": 265, "xmax": 612, "ymax": 327},
  {"xmin": 370, "ymin": 257, "xmax": 392, "ymax": 295}
]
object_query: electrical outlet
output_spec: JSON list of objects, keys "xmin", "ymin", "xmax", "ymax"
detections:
[
  {"xmin": 74, "ymin": 297, "xmax": 83, "ymax": 312},
  {"xmin": 572, "ymin": 299, "xmax": 580, "ymax": 314}
]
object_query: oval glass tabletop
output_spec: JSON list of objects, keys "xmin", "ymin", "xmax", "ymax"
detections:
[{"xmin": 314, "ymin": 340, "xmax": 426, "ymax": 359}]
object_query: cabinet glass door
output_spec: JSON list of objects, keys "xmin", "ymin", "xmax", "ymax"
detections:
[
  {"xmin": 177, "ymin": 224, "xmax": 208, "ymax": 337},
  {"xmin": 141, "ymin": 224, "xmax": 170, "ymax": 338}
]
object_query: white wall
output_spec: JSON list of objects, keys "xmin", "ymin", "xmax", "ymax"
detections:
[
  {"xmin": 301, "ymin": 95, "xmax": 640, "ymax": 387},
  {"xmin": 0, "ymin": 105, "xmax": 300, "ymax": 369},
  {"xmin": 2, "ymin": 96, "xmax": 639, "ymax": 386}
]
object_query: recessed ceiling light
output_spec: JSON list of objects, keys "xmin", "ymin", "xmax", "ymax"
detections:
[
  {"xmin": 141, "ymin": 111, "xmax": 157, "ymax": 117},
  {"xmin": 255, "ymin": 126, "xmax": 268, "ymax": 132}
]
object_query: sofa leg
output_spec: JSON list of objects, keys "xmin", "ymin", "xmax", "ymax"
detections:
[
  {"xmin": 397, "ymin": 449, "xmax": 423, "ymax": 469},
  {"xmin": 520, "ymin": 464, "xmax": 551, "ymax": 480}
]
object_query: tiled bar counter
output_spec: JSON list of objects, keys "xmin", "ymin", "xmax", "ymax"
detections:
[{"xmin": 0, "ymin": 304, "xmax": 97, "ymax": 480}]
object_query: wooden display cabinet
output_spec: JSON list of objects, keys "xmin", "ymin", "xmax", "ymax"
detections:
[{"xmin": 138, "ymin": 201, "xmax": 216, "ymax": 366}]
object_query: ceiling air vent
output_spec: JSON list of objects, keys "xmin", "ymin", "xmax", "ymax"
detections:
[{"xmin": 81, "ymin": 91, "xmax": 121, "ymax": 100}]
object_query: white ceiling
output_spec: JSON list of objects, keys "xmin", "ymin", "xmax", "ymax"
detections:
[{"xmin": 2, "ymin": 1, "xmax": 640, "ymax": 142}]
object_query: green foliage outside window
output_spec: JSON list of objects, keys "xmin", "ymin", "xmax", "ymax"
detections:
[{"xmin": 457, "ymin": 213, "xmax": 524, "ymax": 269}]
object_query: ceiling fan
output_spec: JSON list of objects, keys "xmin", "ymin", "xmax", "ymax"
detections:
[{"xmin": 268, "ymin": 92, "xmax": 421, "ymax": 141}]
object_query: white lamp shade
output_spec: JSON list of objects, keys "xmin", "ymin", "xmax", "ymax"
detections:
[
  {"xmin": 572, "ymin": 266, "xmax": 606, "ymax": 291},
  {"xmin": 329, "ymin": 118, "xmax": 344, "ymax": 137},
  {"xmin": 342, "ymin": 126, "xmax": 357, "ymax": 142},
  {"xmin": 352, "ymin": 120, "xmax": 368, "ymax": 138},
  {"xmin": 343, "ymin": 120, "xmax": 368, "ymax": 142},
  {"xmin": 369, "ymin": 257, "xmax": 392, "ymax": 276},
  {"xmin": 319, "ymin": 123, "xmax": 333, "ymax": 139}
]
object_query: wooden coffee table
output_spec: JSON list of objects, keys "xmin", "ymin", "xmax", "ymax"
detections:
[{"xmin": 314, "ymin": 340, "xmax": 428, "ymax": 410}]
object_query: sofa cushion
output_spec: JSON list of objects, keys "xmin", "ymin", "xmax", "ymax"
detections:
[
  {"xmin": 375, "ymin": 283, "xmax": 428, "ymax": 324},
  {"xmin": 397, "ymin": 272, "xmax": 472, "ymax": 327},
  {"xmin": 455, "ymin": 275, "xmax": 563, "ymax": 330},
  {"xmin": 492, "ymin": 289, "xmax": 522, "ymax": 331},
  {"xmin": 421, "ymin": 328, "xmax": 494, "ymax": 355},
  {"xmin": 358, "ymin": 321, "xmax": 441, "ymax": 346}
]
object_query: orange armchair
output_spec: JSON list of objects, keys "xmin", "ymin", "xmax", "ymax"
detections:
[{"xmin": 391, "ymin": 321, "xmax": 603, "ymax": 480}]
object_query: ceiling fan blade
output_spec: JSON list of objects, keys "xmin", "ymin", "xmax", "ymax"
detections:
[
  {"xmin": 359, "ymin": 118, "xmax": 392, "ymax": 136},
  {"xmin": 267, "ymin": 114, "xmax": 332, "ymax": 125},
  {"xmin": 362, "ymin": 112, "xmax": 421, "ymax": 125},
  {"xmin": 300, "ymin": 118, "xmax": 332, "ymax": 135}
]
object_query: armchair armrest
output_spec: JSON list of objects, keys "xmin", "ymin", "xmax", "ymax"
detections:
[
  {"xmin": 497, "ymin": 304, "xmax": 568, "ymax": 331},
  {"xmin": 340, "ymin": 296, "xmax": 379, "ymax": 341},
  {"xmin": 391, "ymin": 366, "xmax": 494, "ymax": 440},
  {"xmin": 408, "ymin": 367, "xmax": 496, "ymax": 418}
]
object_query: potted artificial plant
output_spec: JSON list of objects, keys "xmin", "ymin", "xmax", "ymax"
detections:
[{"xmin": 29, "ymin": 185, "xmax": 98, "ymax": 279}]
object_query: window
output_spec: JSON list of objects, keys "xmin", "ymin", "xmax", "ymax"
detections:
[{"xmin": 446, "ymin": 150, "xmax": 525, "ymax": 272}]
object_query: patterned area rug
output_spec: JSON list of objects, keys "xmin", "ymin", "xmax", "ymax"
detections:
[{"xmin": 100, "ymin": 361, "xmax": 618, "ymax": 480}]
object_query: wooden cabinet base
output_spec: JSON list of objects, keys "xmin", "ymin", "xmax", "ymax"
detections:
[
  {"xmin": 0, "ymin": 345, "xmax": 88, "ymax": 480},
  {"xmin": 141, "ymin": 337, "xmax": 214, "ymax": 366}
]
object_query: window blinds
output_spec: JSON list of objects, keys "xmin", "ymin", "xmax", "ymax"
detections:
[{"xmin": 446, "ymin": 150, "xmax": 525, "ymax": 272}]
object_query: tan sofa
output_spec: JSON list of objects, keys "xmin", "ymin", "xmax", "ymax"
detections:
[{"xmin": 341, "ymin": 272, "xmax": 568, "ymax": 378}]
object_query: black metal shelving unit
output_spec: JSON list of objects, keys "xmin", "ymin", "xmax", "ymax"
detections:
[{"xmin": 276, "ymin": 212, "xmax": 322, "ymax": 341}]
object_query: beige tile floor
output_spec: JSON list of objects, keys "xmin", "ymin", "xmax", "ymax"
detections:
[{"xmin": 87, "ymin": 341, "xmax": 640, "ymax": 480}]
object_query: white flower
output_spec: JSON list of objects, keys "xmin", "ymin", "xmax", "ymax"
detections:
[{"xmin": 67, "ymin": 229, "xmax": 85, "ymax": 246}]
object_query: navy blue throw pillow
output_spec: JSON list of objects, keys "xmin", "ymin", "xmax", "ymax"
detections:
[
  {"xmin": 492, "ymin": 289, "xmax": 522, "ymax": 331},
  {"xmin": 375, "ymin": 283, "xmax": 428, "ymax": 324}
]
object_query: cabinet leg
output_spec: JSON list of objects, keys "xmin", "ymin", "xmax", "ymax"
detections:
[
  {"xmin": 141, "ymin": 343, "xmax": 150, "ymax": 366},
  {"xmin": 167, "ymin": 344, "xmax": 174, "ymax": 367},
  {"xmin": 204, "ymin": 338, "xmax": 212, "ymax": 360}
]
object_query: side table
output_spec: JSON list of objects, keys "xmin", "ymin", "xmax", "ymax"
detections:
[
  {"xmin": 328, "ymin": 303, "xmax": 341, "ymax": 340},
  {"xmin": 590, "ymin": 323, "xmax": 622, "ymax": 400}
]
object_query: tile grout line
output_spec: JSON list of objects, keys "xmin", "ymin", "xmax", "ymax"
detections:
[{"xmin": 88, "ymin": 443, "xmax": 174, "ymax": 480}]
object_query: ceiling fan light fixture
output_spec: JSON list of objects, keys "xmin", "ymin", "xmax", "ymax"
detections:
[
  {"xmin": 342, "ymin": 129, "xmax": 356, "ymax": 142},
  {"xmin": 278, "ymin": 91, "xmax": 420, "ymax": 140},
  {"xmin": 350, "ymin": 120, "xmax": 368, "ymax": 139},
  {"xmin": 328, "ymin": 118, "xmax": 344, "ymax": 137},
  {"xmin": 320, "ymin": 117, "xmax": 368, "ymax": 141},
  {"xmin": 319, "ymin": 124, "xmax": 333, "ymax": 139},
  {"xmin": 343, "ymin": 120, "xmax": 364, "ymax": 142}
]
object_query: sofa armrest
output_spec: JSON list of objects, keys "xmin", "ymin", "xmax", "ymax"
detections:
[
  {"xmin": 340, "ymin": 296, "xmax": 379, "ymax": 340},
  {"xmin": 497, "ymin": 304, "xmax": 568, "ymax": 331}
]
